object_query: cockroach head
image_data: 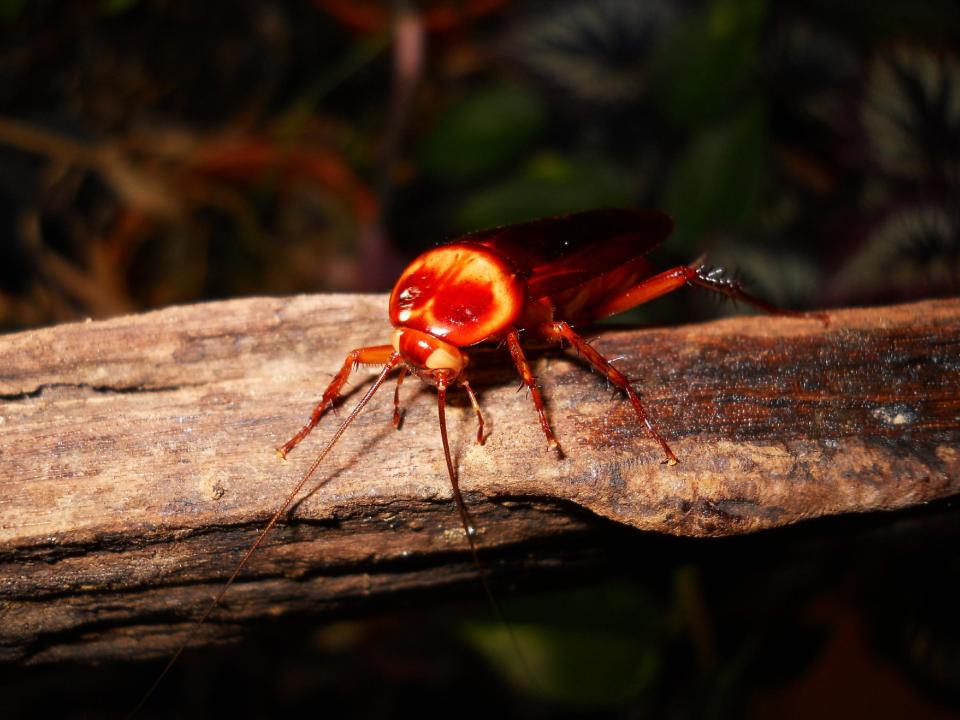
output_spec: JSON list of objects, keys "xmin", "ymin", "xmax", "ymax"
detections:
[{"xmin": 391, "ymin": 327, "xmax": 467, "ymax": 384}]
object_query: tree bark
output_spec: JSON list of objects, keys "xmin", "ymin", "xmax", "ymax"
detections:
[{"xmin": 1, "ymin": 296, "xmax": 957, "ymax": 663}]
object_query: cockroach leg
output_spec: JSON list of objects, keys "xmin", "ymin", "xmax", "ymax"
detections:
[
  {"xmin": 539, "ymin": 321, "xmax": 678, "ymax": 465},
  {"xmin": 392, "ymin": 366, "xmax": 408, "ymax": 429},
  {"xmin": 592, "ymin": 263, "xmax": 822, "ymax": 321},
  {"xmin": 436, "ymin": 376, "xmax": 477, "ymax": 538},
  {"xmin": 277, "ymin": 344, "xmax": 395, "ymax": 459},
  {"xmin": 589, "ymin": 265, "xmax": 718, "ymax": 318},
  {"xmin": 461, "ymin": 379, "xmax": 486, "ymax": 445},
  {"xmin": 685, "ymin": 265, "xmax": 818, "ymax": 318},
  {"xmin": 504, "ymin": 328, "xmax": 561, "ymax": 453}
]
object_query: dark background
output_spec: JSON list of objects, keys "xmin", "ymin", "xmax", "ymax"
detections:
[{"xmin": 1, "ymin": 0, "xmax": 958, "ymax": 718}]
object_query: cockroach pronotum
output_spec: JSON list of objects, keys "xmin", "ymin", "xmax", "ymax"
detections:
[{"xmin": 134, "ymin": 208, "xmax": 816, "ymax": 712}]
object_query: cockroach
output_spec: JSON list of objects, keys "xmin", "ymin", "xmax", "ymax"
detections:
[{"xmin": 133, "ymin": 208, "xmax": 812, "ymax": 713}]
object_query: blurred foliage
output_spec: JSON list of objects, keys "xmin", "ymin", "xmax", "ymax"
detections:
[
  {"xmin": 651, "ymin": 0, "xmax": 765, "ymax": 129},
  {"xmin": 1, "ymin": 0, "xmax": 958, "ymax": 329},
  {"xmin": 101, "ymin": 0, "xmax": 139, "ymax": 14},
  {"xmin": 862, "ymin": 46, "xmax": 960, "ymax": 180},
  {"xmin": 465, "ymin": 582, "xmax": 664, "ymax": 706},
  {"xmin": 454, "ymin": 152, "xmax": 637, "ymax": 231},
  {"xmin": 506, "ymin": 0, "xmax": 676, "ymax": 106},
  {"xmin": 418, "ymin": 83, "xmax": 545, "ymax": 183},
  {"xmin": 662, "ymin": 100, "xmax": 768, "ymax": 253},
  {"xmin": 0, "ymin": 0, "xmax": 26, "ymax": 21}
]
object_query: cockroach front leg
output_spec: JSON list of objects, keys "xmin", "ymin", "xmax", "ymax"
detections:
[
  {"xmin": 461, "ymin": 379, "xmax": 486, "ymax": 445},
  {"xmin": 504, "ymin": 328, "xmax": 560, "ymax": 453},
  {"xmin": 392, "ymin": 366, "xmax": 409, "ymax": 428},
  {"xmin": 538, "ymin": 321, "xmax": 678, "ymax": 465},
  {"xmin": 277, "ymin": 344, "xmax": 396, "ymax": 459}
]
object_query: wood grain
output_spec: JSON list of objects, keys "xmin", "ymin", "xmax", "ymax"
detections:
[{"xmin": 1, "ymin": 295, "xmax": 957, "ymax": 663}]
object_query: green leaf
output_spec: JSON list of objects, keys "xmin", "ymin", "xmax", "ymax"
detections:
[
  {"xmin": 652, "ymin": 0, "xmax": 765, "ymax": 129},
  {"xmin": 454, "ymin": 153, "xmax": 636, "ymax": 232},
  {"xmin": 418, "ymin": 84, "xmax": 545, "ymax": 183},
  {"xmin": 661, "ymin": 101, "xmax": 768, "ymax": 252}
]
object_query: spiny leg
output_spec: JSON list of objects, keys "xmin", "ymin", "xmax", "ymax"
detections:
[
  {"xmin": 392, "ymin": 366, "xmax": 409, "ymax": 428},
  {"xmin": 461, "ymin": 379, "xmax": 486, "ymax": 445},
  {"xmin": 592, "ymin": 263, "xmax": 820, "ymax": 321},
  {"xmin": 277, "ymin": 344, "xmax": 395, "ymax": 459},
  {"xmin": 504, "ymin": 328, "xmax": 560, "ymax": 453},
  {"xmin": 539, "ymin": 321, "xmax": 678, "ymax": 465}
]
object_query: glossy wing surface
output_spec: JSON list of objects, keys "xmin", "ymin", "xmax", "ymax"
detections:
[{"xmin": 462, "ymin": 208, "xmax": 673, "ymax": 300}]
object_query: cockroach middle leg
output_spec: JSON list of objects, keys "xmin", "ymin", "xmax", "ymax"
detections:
[
  {"xmin": 539, "ymin": 321, "xmax": 679, "ymax": 465},
  {"xmin": 436, "ymin": 376, "xmax": 477, "ymax": 539},
  {"xmin": 392, "ymin": 366, "xmax": 408, "ymax": 428},
  {"xmin": 504, "ymin": 328, "xmax": 560, "ymax": 453},
  {"xmin": 277, "ymin": 344, "xmax": 395, "ymax": 459},
  {"xmin": 461, "ymin": 379, "xmax": 486, "ymax": 445}
]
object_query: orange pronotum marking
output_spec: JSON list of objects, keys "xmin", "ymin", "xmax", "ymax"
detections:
[{"xmin": 389, "ymin": 243, "xmax": 525, "ymax": 346}]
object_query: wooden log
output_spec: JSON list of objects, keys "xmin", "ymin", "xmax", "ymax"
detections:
[{"xmin": 0, "ymin": 296, "xmax": 957, "ymax": 664}]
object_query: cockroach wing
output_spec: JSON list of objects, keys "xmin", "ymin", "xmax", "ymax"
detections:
[{"xmin": 462, "ymin": 208, "xmax": 673, "ymax": 301}]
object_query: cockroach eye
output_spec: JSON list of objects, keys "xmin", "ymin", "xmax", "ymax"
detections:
[{"xmin": 398, "ymin": 286, "xmax": 421, "ymax": 304}]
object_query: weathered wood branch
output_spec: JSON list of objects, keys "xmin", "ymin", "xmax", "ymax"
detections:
[{"xmin": 0, "ymin": 296, "xmax": 957, "ymax": 663}]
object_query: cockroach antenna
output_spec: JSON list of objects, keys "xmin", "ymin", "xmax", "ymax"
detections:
[{"xmin": 129, "ymin": 356, "xmax": 401, "ymax": 718}]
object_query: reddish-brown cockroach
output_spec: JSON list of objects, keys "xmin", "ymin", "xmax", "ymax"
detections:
[{"xmin": 134, "ymin": 208, "xmax": 812, "ymax": 713}]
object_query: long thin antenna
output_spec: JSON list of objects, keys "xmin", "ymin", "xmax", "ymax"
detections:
[
  {"xmin": 436, "ymin": 378, "xmax": 538, "ymax": 690},
  {"xmin": 130, "ymin": 353, "xmax": 402, "ymax": 718}
]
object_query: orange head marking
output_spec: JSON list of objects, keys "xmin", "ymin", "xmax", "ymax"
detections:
[{"xmin": 389, "ymin": 243, "xmax": 526, "ymax": 347}]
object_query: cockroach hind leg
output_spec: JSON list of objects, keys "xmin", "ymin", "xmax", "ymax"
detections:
[
  {"xmin": 505, "ymin": 329, "xmax": 563, "ymax": 453},
  {"xmin": 549, "ymin": 438, "xmax": 565, "ymax": 459},
  {"xmin": 541, "ymin": 321, "xmax": 677, "ymax": 465}
]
